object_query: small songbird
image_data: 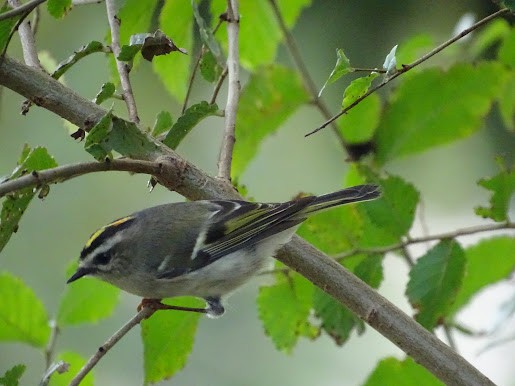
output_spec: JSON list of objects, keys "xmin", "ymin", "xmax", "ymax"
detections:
[{"xmin": 67, "ymin": 184, "xmax": 380, "ymax": 316}]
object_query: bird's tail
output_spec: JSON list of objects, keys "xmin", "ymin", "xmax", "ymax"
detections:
[{"xmin": 301, "ymin": 184, "xmax": 381, "ymax": 216}]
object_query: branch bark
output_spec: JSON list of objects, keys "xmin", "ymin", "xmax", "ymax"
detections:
[
  {"xmin": 0, "ymin": 0, "xmax": 46, "ymax": 22},
  {"xmin": 0, "ymin": 55, "xmax": 495, "ymax": 386},
  {"xmin": 7, "ymin": 0, "xmax": 42, "ymax": 69}
]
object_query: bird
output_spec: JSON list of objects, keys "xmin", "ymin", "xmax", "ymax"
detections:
[{"xmin": 67, "ymin": 184, "xmax": 380, "ymax": 317}]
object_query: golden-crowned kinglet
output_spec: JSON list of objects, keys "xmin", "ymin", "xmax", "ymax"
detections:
[{"xmin": 67, "ymin": 184, "xmax": 380, "ymax": 317}]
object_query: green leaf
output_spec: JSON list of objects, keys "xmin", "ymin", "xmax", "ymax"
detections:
[
  {"xmin": 192, "ymin": 0, "xmax": 223, "ymax": 65},
  {"xmin": 211, "ymin": 0, "xmax": 311, "ymax": 69},
  {"xmin": 47, "ymin": 0, "xmax": 72, "ymax": 18},
  {"xmin": 475, "ymin": 161, "xmax": 515, "ymax": 222},
  {"xmin": 199, "ymin": 50, "xmax": 223, "ymax": 83},
  {"xmin": 152, "ymin": 111, "xmax": 174, "ymax": 137},
  {"xmin": 396, "ymin": 33, "xmax": 434, "ymax": 65},
  {"xmin": 498, "ymin": 27, "xmax": 515, "ymax": 67},
  {"xmin": 94, "ymin": 82, "xmax": 116, "ymax": 105},
  {"xmin": 406, "ymin": 240, "xmax": 466, "ymax": 330},
  {"xmin": 342, "ymin": 72, "xmax": 379, "ymax": 108},
  {"xmin": 52, "ymin": 41, "xmax": 105, "ymax": 80},
  {"xmin": 0, "ymin": 272, "xmax": 50, "ymax": 347},
  {"xmin": 232, "ymin": 65, "xmax": 309, "ymax": 178},
  {"xmin": 153, "ymin": 1, "xmax": 192, "ymax": 101},
  {"xmin": 363, "ymin": 357, "xmax": 444, "ymax": 386},
  {"xmin": 84, "ymin": 112, "xmax": 113, "ymax": 161},
  {"xmin": 470, "ymin": 19, "xmax": 510, "ymax": 58},
  {"xmin": 498, "ymin": 72, "xmax": 515, "ymax": 131},
  {"xmin": 450, "ymin": 236, "xmax": 515, "ymax": 316},
  {"xmin": 0, "ymin": 364, "xmax": 26, "ymax": 386},
  {"xmin": 314, "ymin": 254, "xmax": 383, "ymax": 345},
  {"xmin": 337, "ymin": 93, "xmax": 380, "ymax": 143},
  {"xmin": 0, "ymin": 146, "xmax": 58, "ymax": 253},
  {"xmin": 49, "ymin": 351, "xmax": 94, "ymax": 386},
  {"xmin": 163, "ymin": 102, "xmax": 219, "ymax": 149},
  {"xmin": 258, "ymin": 273, "xmax": 313, "ymax": 352},
  {"xmin": 57, "ymin": 263, "xmax": 119, "ymax": 326},
  {"xmin": 361, "ymin": 175, "xmax": 419, "ymax": 240},
  {"xmin": 0, "ymin": 5, "xmax": 20, "ymax": 52},
  {"xmin": 142, "ymin": 297, "xmax": 202, "ymax": 384},
  {"xmin": 375, "ymin": 62, "xmax": 507, "ymax": 165},
  {"xmin": 319, "ymin": 48, "xmax": 353, "ymax": 97},
  {"xmin": 298, "ymin": 205, "xmax": 363, "ymax": 254},
  {"xmin": 117, "ymin": 44, "xmax": 142, "ymax": 62}
]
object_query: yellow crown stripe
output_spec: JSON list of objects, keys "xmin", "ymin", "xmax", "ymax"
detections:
[{"xmin": 85, "ymin": 216, "xmax": 134, "ymax": 248}]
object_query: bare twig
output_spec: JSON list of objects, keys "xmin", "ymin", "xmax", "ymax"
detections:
[
  {"xmin": 39, "ymin": 361, "xmax": 68, "ymax": 386},
  {"xmin": 0, "ymin": 56, "xmax": 499, "ymax": 385},
  {"xmin": 306, "ymin": 8, "xmax": 511, "ymax": 137},
  {"xmin": 217, "ymin": 0, "xmax": 240, "ymax": 180},
  {"xmin": 8, "ymin": 0, "xmax": 42, "ymax": 69},
  {"xmin": 209, "ymin": 66, "xmax": 228, "ymax": 105},
  {"xmin": 105, "ymin": 0, "xmax": 139, "ymax": 123},
  {"xmin": 0, "ymin": 159, "xmax": 164, "ymax": 198},
  {"xmin": 0, "ymin": 0, "xmax": 46, "ymax": 22},
  {"xmin": 72, "ymin": 0, "xmax": 103, "ymax": 4},
  {"xmin": 68, "ymin": 307, "xmax": 154, "ymax": 386},
  {"xmin": 44, "ymin": 320, "xmax": 59, "ymax": 368},
  {"xmin": 335, "ymin": 221, "xmax": 515, "ymax": 260},
  {"xmin": 267, "ymin": 0, "xmax": 352, "ymax": 155}
]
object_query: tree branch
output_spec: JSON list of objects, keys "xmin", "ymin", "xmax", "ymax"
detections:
[
  {"xmin": 217, "ymin": 0, "xmax": 240, "ymax": 180},
  {"xmin": 0, "ymin": 0, "xmax": 46, "ymax": 22},
  {"xmin": 306, "ymin": 7, "xmax": 511, "ymax": 137},
  {"xmin": 7, "ymin": 0, "xmax": 42, "ymax": 69},
  {"xmin": 68, "ymin": 307, "xmax": 154, "ymax": 386},
  {"xmin": 105, "ymin": 0, "xmax": 139, "ymax": 123},
  {"xmin": 0, "ymin": 55, "xmax": 496, "ymax": 386}
]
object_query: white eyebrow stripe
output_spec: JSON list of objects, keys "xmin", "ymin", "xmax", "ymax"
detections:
[{"xmin": 83, "ymin": 231, "xmax": 124, "ymax": 261}]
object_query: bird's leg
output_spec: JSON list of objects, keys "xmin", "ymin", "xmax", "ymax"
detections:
[{"xmin": 137, "ymin": 298, "xmax": 208, "ymax": 314}]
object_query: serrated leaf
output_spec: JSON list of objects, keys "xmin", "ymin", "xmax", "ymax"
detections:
[
  {"xmin": 192, "ymin": 0, "xmax": 223, "ymax": 65},
  {"xmin": 361, "ymin": 175, "xmax": 419, "ymax": 240},
  {"xmin": 0, "ymin": 272, "xmax": 50, "ymax": 347},
  {"xmin": 0, "ymin": 5, "xmax": 20, "ymax": 52},
  {"xmin": 470, "ymin": 19, "xmax": 510, "ymax": 58},
  {"xmin": 232, "ymin": 65, "xmax": 309, "ymax": 178},
  {"xmin": 163, "ymin": 102, "xmax": 219, "ymax": 149},
  {"xmin": 298, "ymin": 205, "xmax": 363, "ymax": 254},
  {"xmin": 84, "ymin": 112, "xmax": 113, "ymax": 160},
  {"xmin": 152, "ymin": 111, "xmax": 174, "ymax": 137},
  {"xmin": 0, "ymin": 146, "xmax": 58, "ymax": 252},
  {"xmin": 211, "ymin": 0, "xmax": 311, "ymax": 69},
  {"xmin": 363, "ymin": 357, "xmax": 443, "ymax": 386},
  {"xmin": 450, "ymin": 237, "xmax": 515, "ymax": 316},
  {"xmin": 48, "ymin": 351, "xmax": 94, "ymax": 386},
  {"xmin": 319, "ymin": 48, "xmax": 353, "ymax": 97},
  {"xmin": 199, "ymin": 50, "xmax": 223, "ymax": 83},
  {"xmin": 117, "ymin": 44, "xmax": 142, "ymax": 62},
  {"xmin": 0, "ymin": 364, "xmax": 25, "ymax": 386},
  {"xmin": 314, "ymin": 254, "xmax": 383, "ymax": 345},
  {"xmin": 52, "ymin": 41, "xmax": 105, "ymax": 80},
  {"xmin": 153, "ymin": 1, "xmax": 192, "ymax": 101},
  {"xmin": 337, "ymin": 93, "xmax": 381, "ymax": 143},
  {"xmin": 406, "ymin": 240, "xmax": 466, "ymax": 330},
  {"xmin": 47, "ymin": 0, "xmax": 71, "ymax": 18},
  {"xmin": 142, "ymin": 298, "xmax": 202, "ymax": 384},
  {"xmin": 94, "ymin": 82, "xmax": 115, "ymax": 105},
  {"xmin": 396, "ymin": 33, "xmax": 434, "ymax": 65},
  {"xmin": 342, "ymin": 72, "xmax": 379, "ymax": 108},
  {"xmin": 475, "ymin": 161, "xmax": 514, "ymax": 222},
  {"xmin": 257, "ymin": 273, "xmax": 313, "ymax": 352},
  {"xmin": 375, "ymin": 62, "xmax": 507, "ymax": 165},
  {"xmin": 57, "ymin": 263, "xmax": 119, "ymax": 326}
]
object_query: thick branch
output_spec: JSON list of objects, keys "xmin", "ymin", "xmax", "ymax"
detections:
[
  {"xmin": 105, "ymin": 0, "xmax": 139, "ymax": 123},
  {"xmin": 217, "ymin": 0, "xmax": 240, "ymax": 180},
  {"xmin": 0, "ymin": 55, "xmax": 495, "ymax": 386}
]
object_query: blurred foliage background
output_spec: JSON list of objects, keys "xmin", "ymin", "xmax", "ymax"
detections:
[{"xmin": 1, "ymin": 0, "xmax": 514, "ymax": 385}]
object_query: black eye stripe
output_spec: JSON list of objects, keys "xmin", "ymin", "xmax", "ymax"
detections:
[
  {"xmin": 93, "ymin": 251, "xmax": 112, "ymax": 265},
  {"xmin": 80, "ymin": 216, "xmax": 136, "ymax": 259}
]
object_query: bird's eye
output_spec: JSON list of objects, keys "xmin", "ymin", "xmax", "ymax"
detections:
[{"xmin": 93, "ymin": 252, "xmax": 112, "ymax": 265}]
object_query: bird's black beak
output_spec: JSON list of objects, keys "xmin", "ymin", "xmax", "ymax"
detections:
[{"xmin": 67, "ymin": 266, "xmax": 95, "ymax": 283}]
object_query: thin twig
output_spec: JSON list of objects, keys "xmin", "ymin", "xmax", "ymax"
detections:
[
  {"xmin": 217, "ymin": 0, "xmax": 240, "ymax": 180},
  {"xmin": 335, "ymin": 221, "xmax": 515, "ymax": 260},
  {"xmin": 0, "ymin": 159, "xmax": 163, "ymax": 198},
  {"xmin": 68, "ymin": 307, "xmax": 154, "ymax": 386},
  {"xmin": 443, "ymin": 324, "xmax": 458, "ymax": 351},
  {"xmin": 209, "ymin": 66, "xmax": 228, "ymax": 105},
  {"xmin": 267, "ymin": 0, "xmax": 352, "ymax": 155},
  {"xmin": 0, "ymin": 0, "xmax": 46, "ymax": 22},
  {"xmin": 72, "ymin": 0, "xmax": 103, "ymax": 4},
  {"xmin": 306, "ymin": 8, "xmax": 511, "ymax": 137},
  {"xmin": 105, "ymin": 0, "xmax": 139, "ymax": 123},
  {"xmin": 44, "ymin": 320, "xmax": 59, "ymax": 368},
  {"xmin": 8, "ymin": 0, "xmax": 42, "ymax": 69}
]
